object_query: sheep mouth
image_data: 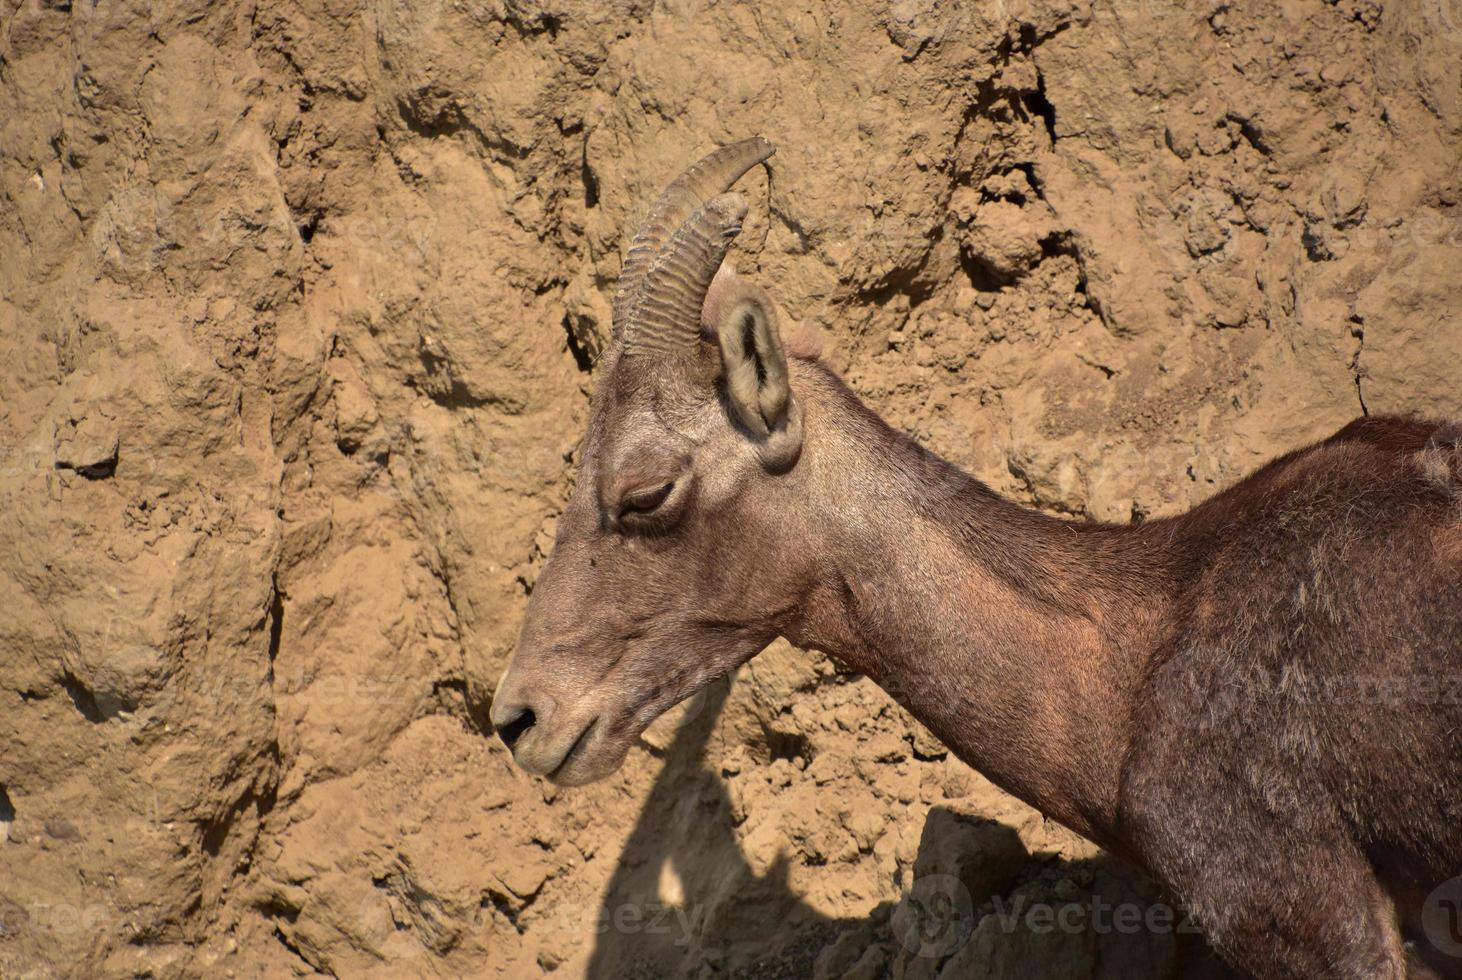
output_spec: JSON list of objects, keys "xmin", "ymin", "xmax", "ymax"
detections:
[
  {"xmin": 536, "ymin": 659, "xmax": 748, "ymax": 785},
  {"xmin": 543, "ymin": 684, "xmax": 699, "ymax": 785},
  {"xmin": 546, "ymin": 716, "xmax": 599, "ymax": 783}
]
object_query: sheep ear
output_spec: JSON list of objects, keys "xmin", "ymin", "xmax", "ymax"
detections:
[{"xmin": 708, "ymin": 278, "xmax": 803, "ymax": 472}]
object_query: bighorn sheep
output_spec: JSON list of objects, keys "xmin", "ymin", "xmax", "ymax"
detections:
[{"xmin": 487, "ymin": 138, "xmax": 1462, "ymax": 978}]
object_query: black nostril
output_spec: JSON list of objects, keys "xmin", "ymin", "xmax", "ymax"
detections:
[{"xmin": 495, "ymin": 707, "xmax": 536, "ymax": 752}]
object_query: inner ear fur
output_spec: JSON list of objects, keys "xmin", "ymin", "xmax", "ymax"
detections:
[
  {"xmin": 703, "ymin": 268, "xmax": 789, "ymax": 432},
  {"xmin": 720, "ymin": 295, "xmax": 790, "ymax": 433},
  {"xmin": 702, "ymin": 267, "xmax": 803, "ymax": 472}
]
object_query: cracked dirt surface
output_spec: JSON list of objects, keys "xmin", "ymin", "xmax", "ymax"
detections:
[{"xmin": 0, "ymin": 0, "xmax": 1458, "ymax": 976}]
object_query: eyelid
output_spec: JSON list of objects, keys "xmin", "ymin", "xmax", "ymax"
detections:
[{"xmin": 620, "ymin": 482, "xmax": 673, "ymax": 514}]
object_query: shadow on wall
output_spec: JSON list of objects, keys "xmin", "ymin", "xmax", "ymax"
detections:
[{"xmin": 586, "ymin": 680, "xmax": 1239, "ymax": 979}]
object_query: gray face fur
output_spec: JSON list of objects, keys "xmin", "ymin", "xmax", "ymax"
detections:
[{"xmin": 489, "ymin": 141, "xmax": 806, "ymax": 785}]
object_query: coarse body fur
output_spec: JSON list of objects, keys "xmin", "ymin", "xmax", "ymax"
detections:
[
  {"xmin": 783, "ymin": 361, "xmax": 1462, "ymax": 977},
  {"xmin": 489, "ymin": 139, "xmax": 1462, "ymax": 978}
]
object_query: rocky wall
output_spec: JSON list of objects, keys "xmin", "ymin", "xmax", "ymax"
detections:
[{"xmin": 0, "ymin": 0, "xmax": 1458, "ymax": 976}]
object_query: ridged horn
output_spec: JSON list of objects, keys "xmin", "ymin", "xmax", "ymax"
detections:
[
  {"xmin": 613, "ymin": 137, "xmax": 776, "ymax": 344},
  {"xmin": 620, "ymin": 193, "xmax": 750, "ymax": 357}
]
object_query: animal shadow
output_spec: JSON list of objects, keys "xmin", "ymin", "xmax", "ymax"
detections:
[{"xmin": 586, "ymin": 679, "xmax": 1238, "ymax": 979}]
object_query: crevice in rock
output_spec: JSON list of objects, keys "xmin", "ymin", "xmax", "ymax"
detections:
[
  {"xmin": 258, "ymin": 893, "xmax": 301, "ymax": 926},
  {"xmin": 267, "ymin": 580, "xmax": 284, "ymax": 678},
  {"xmin": 1079, "ymin": 354, "xmax": 1116, "ymax": 380},
  {"xmin": 266, "ymin": 37, "xmax": 317, "ymax": 100},
  {"xmin": 202, "ymin": 751, "xmax": 282, "ymax": 860},
  {"xmin": 0, "ymin": 785, "xmax": 15, "ymax": 829},
  {"xmin": 581, "ymin": 139, "xmax": 599, "ymax": 209},
  {"xmin": 1012, "ymin": 161, "xmax": 1047, "ymax": 202},
  {"xmin": 957, "ymin": 246, "xmax": 1008, "ymax": 292},
  {"xmin": 562, "ymin": 312, "xmax": 595, "ymax": 373},
  {"xmin": 429, "ymin": 677, "xmax": 473, "ymax": 726},
  {"xmin": 1301, "ymin": 222, "xmax": 1334, "ymax": 262},
  {"xmin": 1038, "ymin": 229, "xmax": 1075, "ymax": 262},
  {"xmin": 296, "ymin": 211, "xmax": 321, "ymax": 245},
  {"xmin": 762, "ymin": 724, "xmax": 812, "ymax": 767},
  {"xmin": 62, "ymin": 672, "xmax": 107, "ymax": 723},
  {"xmin": 503, "ymin": 7, "xmax": 562, "ymax": 39},
  {"xmin": 54, "ymin": 451, "xmax": 118, "ymax": 480},
  {"xmin": 270, "ymin": 923, "xmax": 310, "ymax": 969},
  {"xmin": 1022, "ymin": 69, "xmax": 1058, "ymax": 146},
  {"xmin": 1073, "ymin": 260, "xmax": 1091, "ymax": 304},
  {"xmin": 1349, "ymin": 319, "xmax": 1369, "ymax": 417},
  {"xmin": 1229, "ymin": 114, "xmax": 1272, "ymax": 156},
  {"xmin": 481, "ymin": 887, "xmax": 523, "ymax": 933},
  {"xmin": 1017, "ymin": 18, "xmax": 1071, "ymax": 53}
]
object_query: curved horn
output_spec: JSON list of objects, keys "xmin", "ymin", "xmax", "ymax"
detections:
[
  {"xmin": 613, "ymin": 137, "xmax": 775, "ymax": 340},
  {"xmin": 620, "ymin": 193, "xmax": 749, "ymax": 357}
]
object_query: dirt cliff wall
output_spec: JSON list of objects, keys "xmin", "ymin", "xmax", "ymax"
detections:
[{"xmin": 0, "ymin": 0, "xmax": 1458, "ymax": 976}]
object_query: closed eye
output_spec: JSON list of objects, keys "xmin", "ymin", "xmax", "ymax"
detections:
[{"xmin": 618, "ymin": 482, "xmax": 674, "ymax": 520}]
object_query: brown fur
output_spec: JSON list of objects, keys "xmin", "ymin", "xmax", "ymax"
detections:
[{"xmin": 489, "ymin": 331, "xmax": 1461, "ymax": 979}]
